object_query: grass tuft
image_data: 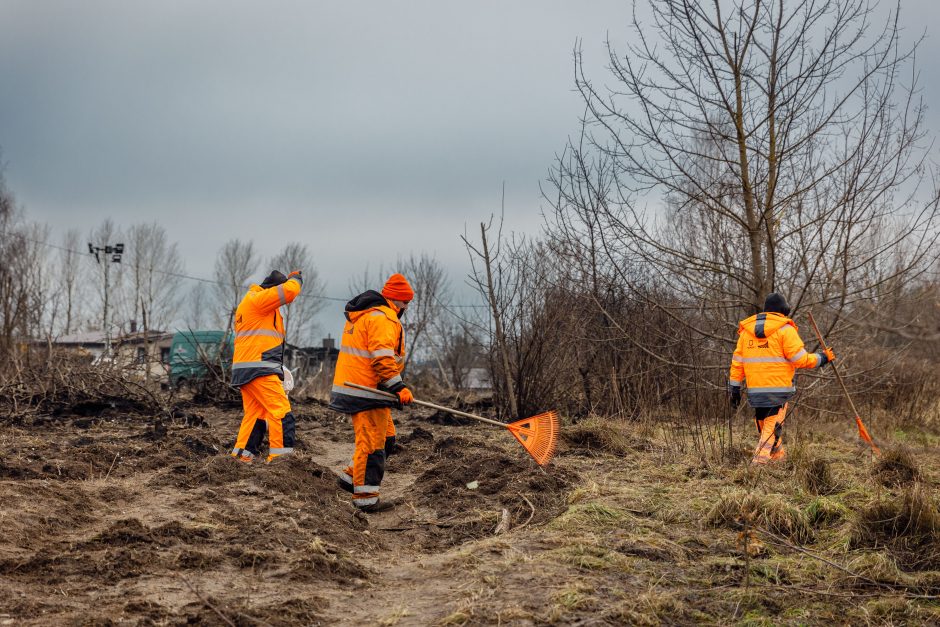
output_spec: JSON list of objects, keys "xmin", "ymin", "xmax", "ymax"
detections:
[
  {"xmin": 797, "ymin": 455, "xmax": 840, "ymax": 495},
  {"xmin": 705, "ymin": 490, "xmax": 814, "ymax": 544},
  {"xmin": 851, "ymin": 485, "xmax": 940, "ymax": 571},
  {"xmin": 549, "ymin": 502, "xmax": 633, "ymax": 533},
  {"xmin": 562, "ymin": 417, "xmax": 643, "ymax": 456},
  {"xmin": 804, "ymin": 496, "xmax": 849, "ymax": 527},
  {"xmin": 872, "ymin": 447, "xmax": 920, "ymax": 487}
]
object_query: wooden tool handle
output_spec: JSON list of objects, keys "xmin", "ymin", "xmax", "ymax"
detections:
[
  {"xmin": 806, "ymin": 312, "xmax": 861, "ymax": 419},
  {"xmin": 342, "ymin": 382, "xmax": 507, "ymax": 428}
]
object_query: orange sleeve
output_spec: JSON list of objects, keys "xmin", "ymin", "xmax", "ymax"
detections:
[
  {"xmin": 781, "ymin": 325, "xmax": 821, "ymax": 369},
  {"xmin": 729, "ymin": 333, "xmax": 746, "ymax": 387},
  {"xmin": 365, "ymin": 313, "xmax": 403, "ymax": 386},
  {"xmin": 248, "ymin": 277, "xmax": 302, "ymax": 314}
]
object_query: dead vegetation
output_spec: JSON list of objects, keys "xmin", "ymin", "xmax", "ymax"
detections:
[
  {"xmin": 1, "ymin": 378, "xmax": 939, "ymax": 624},
  {"xmin": 872, "ymin": 446, "xmax": 921, "ymax": 487},
  {"xmin": 852, "ymin": 486, "xmax": 940, "ymax": 571},
  {"xmin": 705, "ymin": 490, "xmax": 815, "ymax": 545}
]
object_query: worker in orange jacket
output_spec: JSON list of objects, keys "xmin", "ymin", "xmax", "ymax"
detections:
[
  {"xmin": 729, "ymin": 293, "xmax": 835, "ymax": 464},
  {"xmin": 230, "ymin": 269, "xmax": 303, "ymax": 463},
  {"xmin": 329, "ymin": 273, "xmax": 414, "ymax": 513}
]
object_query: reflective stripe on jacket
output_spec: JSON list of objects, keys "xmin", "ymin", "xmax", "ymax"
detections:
[
  {"xmin": 329, "ymin": 290, "xmax": 406, "ymax": 414},
  {"xmin": 231, "ymin": 275, "xmax": 303, "ymax": 387},
  {"xmin": 729, "ymin": 312, "xmax": 824, "ymax": 407}
]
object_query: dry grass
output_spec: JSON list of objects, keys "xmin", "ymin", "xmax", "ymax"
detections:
[
  {"xmin": 852, "ymin": 485, "xmax": 940, "ymax": 571},
  {"xmin": 706, "ymin": 490, "xmax": 815, "ymax": 545},
  {"xmin": 796, "ymin": 455, "xmax": 840, "ymax": 495},
  {"xmin": 872, "ymin": 447, "xmax": 921, "ymax": 487},
  {"xmin": 561, "ymin": 416, "xmax": 646, "ymax": 456},
  {"xmin": 804, "ymin": 496, "xmax": 850, "ymax": 527},
  {"xmin": 549, "ymin": 502, "xmax": 634, "ymax": 533}
]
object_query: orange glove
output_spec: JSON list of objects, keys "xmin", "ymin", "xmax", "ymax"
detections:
[
  {"xmin": 824, "ymin": 347, "xmax": 836, "ymax": 362},
  {"xmin": 397, "ymin": 387, "xmax": 414, "ymax": 405}
]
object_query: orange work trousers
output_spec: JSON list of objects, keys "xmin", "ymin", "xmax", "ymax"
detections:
[
  {"xmin": 752, "ymin": 404, "xmax": 787, "ymax": 465},
  {"xmin": 231, "ymin": 374, "xmax": 296, "ymax": 463},
  {"xmin": 337, "ymin": 407, "xmax": 392, "ymax": 508}
]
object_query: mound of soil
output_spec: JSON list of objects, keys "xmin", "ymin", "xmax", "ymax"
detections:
[
  {"xmin": 425, "ymin": 409, "xmax": 476, "ymax": 426},
  {"xmin": 408, "ymin": 435, "xmax": 579, "ymax": 547}
]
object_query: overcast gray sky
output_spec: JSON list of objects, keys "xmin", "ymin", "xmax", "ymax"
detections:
[{"xmin": 2, "ymin": 1, "xmax": 938, "ymax": 335}]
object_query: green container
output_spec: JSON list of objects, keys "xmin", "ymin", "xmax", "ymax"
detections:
[{"xmin": 169, "ymin": 330, "xmax": 234, "ymax": 389}]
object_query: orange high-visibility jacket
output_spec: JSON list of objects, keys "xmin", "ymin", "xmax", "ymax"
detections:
[
  {"xmin": 729, "ymin": 312, "xmax": 825, "ymax": 407},
  {"xmin": 231, "ymin": 274, "xmax": 303, "ymax": 387},
  {"xmin": 329, "ymin": 290, "xmax": 406, "ymax": 414}
]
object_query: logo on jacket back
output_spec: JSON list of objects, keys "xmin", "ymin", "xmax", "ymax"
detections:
[{"xmin": 757, "ymin": 341, "xmax": 769, "ymax": 349}]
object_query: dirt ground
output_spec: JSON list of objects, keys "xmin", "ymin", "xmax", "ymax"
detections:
[{"xmin": 1, "ymin": 397, "xmax": 938, "ymax": 625}]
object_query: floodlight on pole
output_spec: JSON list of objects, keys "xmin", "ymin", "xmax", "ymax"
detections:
[{"xmin": 88, "ymin": 242, "xmax": 124, "ymax": 264}]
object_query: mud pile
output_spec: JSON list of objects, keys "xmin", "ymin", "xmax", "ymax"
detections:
[
  {"xmin": 0, "ymin": 405, "xmax": 373, "ymax": 625},
  {"xmin": 393, "ymin": 428, "xmax": 578, "ymax": 548}
]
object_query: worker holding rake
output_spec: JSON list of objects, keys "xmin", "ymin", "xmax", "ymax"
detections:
[
  {"xmin": 729, "ymin": 293, "xmax": 835, "ymax": 464},
  {"xmin": 329, "ymin": 273, "xmax": 414, "ymax": 513}
]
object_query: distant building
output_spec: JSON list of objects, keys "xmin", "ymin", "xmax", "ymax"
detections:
[
  {"xmin": 286, "ymin": 336, "xmax": 340, "ymax": 380},
  {"xmin": 52, "ymin": 331, "xmax": 109, "ymax": 361},
  {"xmin": 113, "ymin": 329, "xmax": 174, "ymax": 380}
]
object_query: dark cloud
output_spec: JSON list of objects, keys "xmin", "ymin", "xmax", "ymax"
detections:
[{"xmin": 1, "ymin": 1, "xmax": 937, "ymax": 334}]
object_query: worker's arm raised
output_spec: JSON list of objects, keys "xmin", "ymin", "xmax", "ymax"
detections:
[{"xmin": 248, "ymin": 271, "xmax": 303, "ymax": 314}]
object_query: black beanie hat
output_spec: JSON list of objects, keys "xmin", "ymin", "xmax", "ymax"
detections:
[
  {"xmin": 260, "ymin": 270, "xmax": 288, "ymax": 289},
  {"xmin": 764, "ymin": 292, "xmax": 791, "ymax": 317}
]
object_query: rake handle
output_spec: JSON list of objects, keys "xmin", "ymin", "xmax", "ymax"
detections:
[
  {"xmin": 806, "ymin": 312, "xmax": 862, "ymax": 419},
  {"xmin": 342, "ymin": 382, "xmax": 507, "ymax": 428}
]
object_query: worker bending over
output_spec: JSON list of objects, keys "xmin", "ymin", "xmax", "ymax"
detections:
[
  {"xmin": 330, "ymin": 273, "xmax": 414, "ymax": 513},
  {"xmin": 230, "ymin": 269, "xmax": 303, "ymax": 463},
  {"xmin": 729, "ymin": 293, "xmax": 835, "ymax": 464}
]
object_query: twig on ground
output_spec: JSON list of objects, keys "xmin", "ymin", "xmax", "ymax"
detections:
[
  {"xmin": 517, "ymin": 493, "xmax": 536, "ymax": 529},
  {"xmin": 104, "ymin": 453, "xmax": 119, "ymax": 481},
  {"xmin": 753, "ymin": 525, "xmax": 940, "ymax": 599},
  {"xmin": 494, "ymin": 508, "xmax": 511, "ymax": 535},
  {"xmin": 179, "ymin": 576, "xmax": 236, "ymax": 627}
]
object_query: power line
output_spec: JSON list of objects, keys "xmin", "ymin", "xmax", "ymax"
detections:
[{"xmin": 6, "ymin": 230, "xmax": 487, "ymax": 309}]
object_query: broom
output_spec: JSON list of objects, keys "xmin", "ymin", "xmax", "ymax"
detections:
[
  {"xmin": 806, "ymin": 312, "xmax": 881, "ymax": 457},
  {"xmin": 343, "ymin": 382, "xmax": 559, "ymax": 466}
]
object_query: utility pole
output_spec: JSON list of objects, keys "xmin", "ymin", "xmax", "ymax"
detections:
[{"xmin": 89, "ymin": 241, "xmax": 124, "ymax": 354}]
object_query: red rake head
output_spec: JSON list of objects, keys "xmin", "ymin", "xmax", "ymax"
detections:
[{"xmin": 506, "ymin": 410, "xmax": 560, "ymax": 466}]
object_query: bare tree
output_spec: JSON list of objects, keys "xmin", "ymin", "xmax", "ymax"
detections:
[
  {"xmin": 213, "ymin": 239, "xmax": 257, "ymax": 329},
  {"xmin": 126, "ymin": 222, "xmax": 184, "ymax": 332},
  {"xmin": 184, "ymin": 282, "xmax": 210, "ymax": 330},
  {"xmin": 463, "ymin": 213, "xmax": 519, "ymax": 418},
  {"xmin": 58, "ymin": 229, "xmax": 84, "ymax": 336},
  {"xmin": 268, "ymin": 242, "xmax": 325, "ymax": 346},
  {"xmin": 87, "ymin": 218, "xmax": 126, "ymax": 343},
  {"xmin": 431, "ymin": 316, "xmax": 483, "ymax": 391},
  {"xmin": 347, "ymin": 263, "xmax": 387, "ymax": 296},
  {"xmin": 552, "ymin": 0, "xmax": 939, "ymax": 343},
  {"xmin": 400, "ymin": 252, "xmax": 449, "ymax": 370},
  {"xmin": 0, "ymin": 207, "xmax": 50, "ymax": 351}
]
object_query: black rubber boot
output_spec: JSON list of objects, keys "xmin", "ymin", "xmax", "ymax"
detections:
[{"xmin": 356, "ymin": 498, "xmax": 398, "ymax": 514}]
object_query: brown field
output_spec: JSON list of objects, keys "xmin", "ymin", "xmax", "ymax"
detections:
[{"xmin": 1, "ymin": 397, "xmax": 938, "ymax": 626}]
